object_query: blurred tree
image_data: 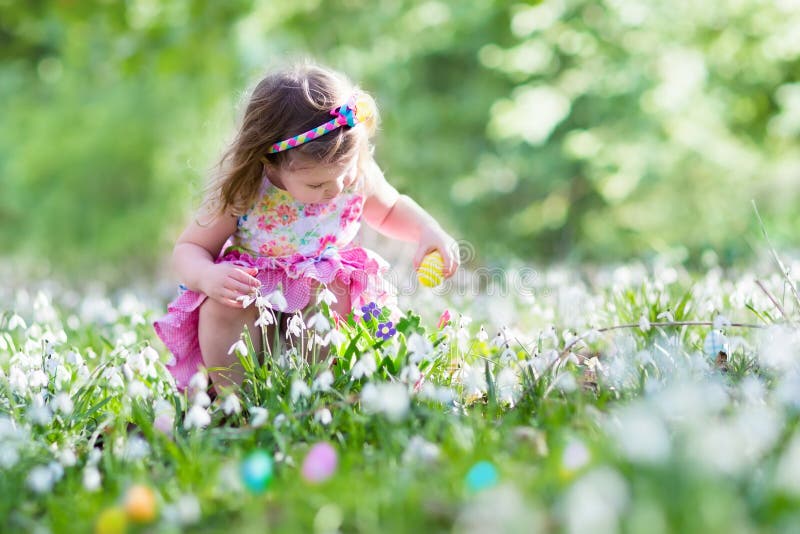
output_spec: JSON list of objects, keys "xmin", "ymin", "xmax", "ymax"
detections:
[{"xmin": 1, "ymin": 0, "xmax": 799, "ymax": 281}]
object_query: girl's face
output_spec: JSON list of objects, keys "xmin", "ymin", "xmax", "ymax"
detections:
[{"xmin": 267, "ymin": 153, "xmax": 359, "ymax": 204}]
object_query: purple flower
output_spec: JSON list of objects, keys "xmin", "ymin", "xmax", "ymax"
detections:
[
  {"xmin": 361, "ymin": 302, "xmax": 381, "ymax": 320},
  {"xmin": 376, "ymin": 321, "xmax": 396, "ymax": 340}
]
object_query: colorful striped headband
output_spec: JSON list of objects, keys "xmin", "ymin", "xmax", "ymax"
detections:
[{"xmin": 267, "ymin": 91, "xmax": 374, "ymax": 154}]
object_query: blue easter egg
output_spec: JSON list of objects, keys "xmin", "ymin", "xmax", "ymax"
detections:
[
  {"xmin": 240, "ymin": 450, "xmax": 274, "ymax": 494},
  {"xmin": 465, "ymin": 461, "xmax": 498, "ymax": 492},
  {"xmin": 703, "ymin": 330, "xmax": 728, "ymax": 358}
]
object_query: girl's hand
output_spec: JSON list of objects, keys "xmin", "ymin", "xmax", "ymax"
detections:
[
  {"xmin": 199, "ymin": 264, "xmax": 261, "ymax": 308},
  {"xmin": 413, "ymin": 225, "xmax": 461, "ymax": 279}
]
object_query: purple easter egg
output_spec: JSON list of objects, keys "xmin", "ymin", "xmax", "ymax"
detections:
[{"xmin": 301, "ymin": 442, "xmax": 338, "ymax": 483}]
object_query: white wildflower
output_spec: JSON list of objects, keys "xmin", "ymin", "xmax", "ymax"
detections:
[
  {"xmin": 402, "ymin": 435, "xmax": 441, "ymax": 465},
  {"xmin": 360, "ymin": 382, "xmax": 409, "ymax": 422},
  {"xmin": 307, "ymin": 311, "xmax": 331, "ymax": 333},
  {"xmin": 184, "ymin": 405, "xmax": 211, "ymax": 430},
  {"xmin": 51, "ymin": 392, "xmax": 74, "ymax": 415},
  {"xmin": 476, "ymin": 326, "xmax": 489, "ymax": 342},
  {"xmin": 407, "ymin": 333, "xmax": 434, "ymax": 364},
  {"xmin": 312, "ymin": 370, "xmax": 334, "ymax": 392},
  {"xmin": 249, "ymin": 407, "xmax": 268, "ymax": 428},
  {"xmin": 290, "ymin": 379, "xmax": 311, "ymax": 403},
  {"xmin": 124, "ymin": 435, "xmax": 151, "ymax": 461},
  {"xmin": 351, "ymin": 354, "xmax": 377, "ymax": 380},
  {"xmin": 314, "ymin": 408, "xmax": 333, "ymax": 426},
  {"xmin": 222, "ymin": 394, "xmax": 242, "ymax": 416},
  {"xmin": 27, "ymin": 465, "xmax": 55, "ymax": 493},
  {"xmin": 82, "ymin": 465, "xmax": 102, "ymax": 492},
  {"xmin": 639, "ymin": 314, "xmax": 651, "ymax": 332},
  {"xmin": 496, "ymin": 367, "xmax": 519, "ymax": 405},
  {"xmin": 286, "ymin": 313, "xmax": 305, "ymax": 338},
  {"xmin": 127, "ymin": 379, "xmax": 150, "ymax": 400},
  {"xmin": 8, "ymin": 314, "xmax": 27, "ymax": 330},
  {"xmin": 227, "ymin": 340, "xmax": 248, "ymax": 358},
  {"xmin": 317, "ymin": 287, "xmax": 338, "ymax": 306}
]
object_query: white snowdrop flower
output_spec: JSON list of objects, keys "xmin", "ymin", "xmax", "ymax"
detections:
[
  {"xmin": 459, "ymin": 315, "xmax": 473, "ymax": 328},
  {"xmin": 249, "ymin": 407, "xmax": 268, "ymax": 428},
  {"xmin": 638, "ymin": 314, "xmax": 651, "ymax": 332},
  {"xmin": 496, "ymin": 367, "xmax": 519, "ymax": 405},
  {"xmin": 351, "ymin": 354, "xmax": 377, "ymax": 380},
  {"xmin": 490, "ymin": 330, "xmax": 507, "ymax": 348},
  {"xmin": 608, "ymin": 404, "xmax": 670, "ymax": 465},
  {"xmin": 307, "ymin": 311, "xmax": 331, "ymax": 333},
  {"xmin": 86, "ymin": 448, "xmax": 102, "ymax": 467},
  {"xmin": 128, "ymin": 380, "xmax": 150, "ymax": 400},
  {"xmin": 105, "ymin": 367, "xmax": 124, "ymax": 390},
  {"xmin": 163, "ymin": 494, "xmax": 202, "ymax": 526},
  {"xmin": 462, "ymin": 363, "xmax": 488, "ymax": 396},
  {"xmin": 46, "ymin": 461, "xmax": 64, "ymax": 484},
  {"xmin": 713, "ymin": 314, "xmax": 732, "ymax": 329},
  {"xmin": 0, "ymin": 444, "xmax": 19, "ymax": 469},
  {"xmin": 82, "ymin": 465, "xmax": 102, "ymax": 492},
  {"xmin": 290, "ymin": 379, "xmax": 311, "ymax": 403},
  {"xmin": 54, "ymin": 365, "xmax": 71, "ymax": 391},
  {"xmin": 120, "ymin": 363, "xmax": 135, "ymax": 382},
  {"xmin": 273, "ymin": 413, "xmax": 287, "ymax": 428},
  {"xmin": 499, "ymin": 345, "xmax": 517, "ymax": 365},
  {"xmin": 456, "ymin": 326, "xmax": 470, "ymax": 352},
  {"xmin": 184, "ymin": 405, "xmax": 211, "ymax": 430},
  {"xmin": 313, "ymin": 332, "xmax": 330, "ymax": 348},
  {"xmin": 286, "ymin": 313, "xmax": 305, "ymax": 338},
  {"xmin": 582, "ymin": 328, "xmax": 601, "ymax": 344},
  {"xmin": 58, "ymin": 448, "xmax": 77, "ymax": 467},
  {"xmin": 28, "ymin": 397, "xmax": 52, "ymax": 427},
  {"xmin": 8, "ymin": 314, "xmax": 27, "ymax": 331},
  {"xmin": 222, "ymin": 394, "xmax": 241, "ymax": 416},
  {"xmin": 128, "ymin": 350, "xmax": 146, "ymax": 374},
  {"xmin": 227, "ymin": 340, "xmax": 248, "ymax": 358},
  {"xmin": 236, "ymin": 292, "xmax": 257, "ymax": 308},
  {"xmin": 316, "ymin": 287, "xmax": 338, "ymax": 306},
  {"xmin": 192, "ymin": 391, "xmax": 211, "ymax": 409},
  {"xmin": 400, "ymin": 364, "xmax": 421, "ymax": 385},
  {"xmin": 562, "ymin": 439, "xmax": 590, "ymax": 471},
  {"xmin": 314, "ymin": 408, "xmax": 333, "ymax": 426},
  {"xmin": 554, "ymin": 372, "xmax": 578, "ymax": 393},
  {"xmin": 327, "ymin": 328, "xmax": 347, "ymax": 346},
  {"xmin": 140, "ymin": 346, "xmax": 159, "ymax": 363},
  {"xmin": 188, "ymin": 371, "xmax": 208, "ymax": 392},
  {"xmin": 124, "ymin": 435, "xmax": 151, "ymax": 461},
  {"xmin": 263, "ymin": 288, "xmax": 289, "ymax": 311},
  {"xmin": 29, "ymin": 369, "xmax": 49, "ymax": 389},
  {"xmin": 562, "ymin": 467, "xmax": 629, "ymax": 534},
  {"xmin": 360, "ymin": 382, "xmax": 410, "ymax": 422},
  {"xmin": 51, "ymin": 392, "xmax": 74, "ymax": 415},
  {"xmin": 255, "ymin": 308, "xmax": 275, "ymax": 328},
  {"xmin": 312, "ymin": 370, "xmax": 334, "ymax": 392},
  {"xmin": 476, "ymin": 326, "xmax": 489, "ymax": 342},
  {"xmin": 656, "ymin": 310, "xmax": 674, "ymax": 322},
  {"xmin": 8, "ymin": 366, "xmax": 28, "ymax": 394},
  {"xmin": 402, "ymin": 436, "xmax": 440, "ymax": 465},
  {"xmin": 27, "ymin": 465, "xmax": 55, "ymax": 493},
  {"xmin": 407, "ymin": 333, "xmax": 434, "ymax": 364}
]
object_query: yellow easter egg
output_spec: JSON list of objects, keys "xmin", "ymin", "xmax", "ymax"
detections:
[
  {"xmin": 95, "ymin": 506, "xmax": 127, "ymax": 534},
  {"xmin": 417, "ymin": 251, "xmax": 444, "ymax": 288},
  {"xmin": 124, "ymin": 484, "xmax": 157, "ymax": 523}
]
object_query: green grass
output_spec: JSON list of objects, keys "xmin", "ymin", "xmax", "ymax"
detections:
[{"xmin": 2, "ymin": 263, "xmax": 800, "ymax": 533}]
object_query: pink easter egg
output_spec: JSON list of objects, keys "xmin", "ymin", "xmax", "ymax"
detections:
[{"xmin": 301, "ymin": 442, "xmax": 338, "ymax": 483}]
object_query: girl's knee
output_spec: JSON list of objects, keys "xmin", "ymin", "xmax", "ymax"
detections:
[{"xmin": 199, "ymin": 297, "xmax": 255, "ymax": 325}]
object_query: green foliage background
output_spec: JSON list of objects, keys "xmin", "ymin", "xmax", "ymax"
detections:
[{"xmin": 2, "ymin": 0, "xmax": 799, "ymax": 279}]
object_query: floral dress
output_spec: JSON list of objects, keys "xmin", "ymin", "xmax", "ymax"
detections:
[{"xmin": 153, "ymin": 170, "xmax": 397, "ymax": 391}]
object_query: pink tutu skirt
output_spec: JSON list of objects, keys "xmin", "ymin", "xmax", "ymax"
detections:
[{"xmin": 153, "ymin": 245, "xmax": 397, "ymax": 391}]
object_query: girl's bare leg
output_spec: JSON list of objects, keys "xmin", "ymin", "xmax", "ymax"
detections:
[{"xmin": 198, "ymin": 298, "xmax": 267, "ymax": 393}]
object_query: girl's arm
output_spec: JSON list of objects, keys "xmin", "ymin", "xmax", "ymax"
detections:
[
  {"xmin": 362, "ymin": 160, "xmax": 460, "ymax": 277},
  {"xmin": 171, "ymin": 211, "xmax": 261, "ymax": 307}
]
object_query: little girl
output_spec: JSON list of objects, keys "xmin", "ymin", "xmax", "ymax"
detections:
[{"xmin": 154, "ymin": 63, "xmax": 459, "ymax": 394}]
